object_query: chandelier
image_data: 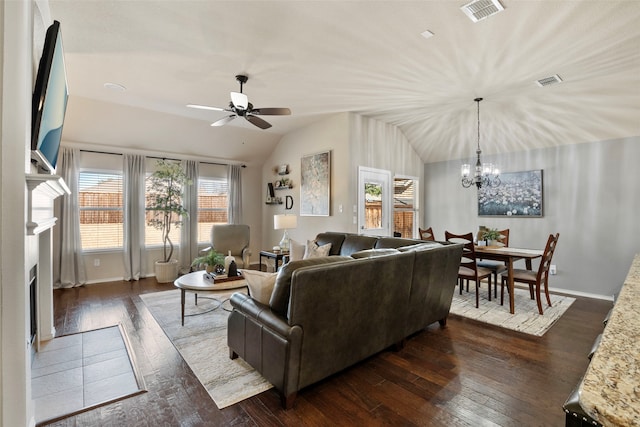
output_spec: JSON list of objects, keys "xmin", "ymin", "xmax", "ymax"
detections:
[{"xmin": 461, "ymin": 97, "xmax": 500, "ymax": 189}]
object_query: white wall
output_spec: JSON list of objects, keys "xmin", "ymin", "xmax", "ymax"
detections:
[
  {"xmin": 261, "ymin": 113, "xmax": 425, "ymax": 249},
  {"xmin": 424, "ymin": 137, "xmax": 640, "ymax": 299},
  {"xmin": 1, "ymin": 0, "xmax": 36, "ymax": 425},
  {"xmin": 261, "ymin": 113, "xmax": 351, "ymax": 248}
]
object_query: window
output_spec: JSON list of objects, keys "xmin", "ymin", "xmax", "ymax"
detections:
[
  {"xmin": 197, "ymin": 178, "xmax": 228, "ymax": 243},
  {"xmin": 79, "ymin": 171, "xmax": 123, "ymax": 250},
  {"xmin": 393, "ymin": 177, "xmax": 419, "ymax": 238},
  {"xmin": 144, "ymin": 175, "xmax": 182, "ymax": 248}
]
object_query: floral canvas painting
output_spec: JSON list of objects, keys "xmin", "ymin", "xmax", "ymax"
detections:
[{"xmin": 478, "ymin": 170, "xmax": 543, "ymax": 217}]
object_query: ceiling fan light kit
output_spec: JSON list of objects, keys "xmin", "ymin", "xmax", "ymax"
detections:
[{"xmin": 187, "ymin": 74, "xmax": 291, "ymax": 130}]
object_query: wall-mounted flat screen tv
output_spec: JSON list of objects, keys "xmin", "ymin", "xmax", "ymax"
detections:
[{"xmin": 31, "ymin": 20, "xmax": 68, "ymax": 174}]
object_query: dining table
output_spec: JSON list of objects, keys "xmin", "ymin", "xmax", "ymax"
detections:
[{"xmin": 474, "ymin": 246, "xmax": 544, "ymax": 314}]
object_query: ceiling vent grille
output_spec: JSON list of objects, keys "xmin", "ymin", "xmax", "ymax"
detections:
[
  {"xmin": 535, "ymin": 74, "xmax": 563, "ymax": 87},
  {"xmin": 461, "ymin": 0, "xmax": 505, "ymax": 23}
]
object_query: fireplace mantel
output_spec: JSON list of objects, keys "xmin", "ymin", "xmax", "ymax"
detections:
[{"xmin": 25, "ymin": 173, "xmax": 70, "ymax": 235}]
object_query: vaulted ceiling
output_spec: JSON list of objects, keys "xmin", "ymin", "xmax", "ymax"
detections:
[{"xmin": 49, "ymin": 0, "xmax": 640, "ymax": 165}]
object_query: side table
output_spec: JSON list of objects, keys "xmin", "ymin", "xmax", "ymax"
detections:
[{"xmin": 259, "ymin": 250, "xmax": 289, "ymax": 272}]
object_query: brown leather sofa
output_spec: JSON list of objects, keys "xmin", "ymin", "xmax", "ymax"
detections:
[{"xmin": 227, "ymin": 232, "xmax": 463, "ymax": 408}]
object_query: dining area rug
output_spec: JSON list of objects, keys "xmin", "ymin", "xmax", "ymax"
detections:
[
  {"xmin": 449, "ymin": 284, "xmax": 575, "ymax": 336},
  {"xmin": 139, "ymin": 289, "xmax": 273, "ymax": 409}
]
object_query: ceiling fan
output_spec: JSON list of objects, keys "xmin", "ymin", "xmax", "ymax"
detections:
[{"xmin": 187, "ymin": 74, "xmax": 291, "ymax": 130}]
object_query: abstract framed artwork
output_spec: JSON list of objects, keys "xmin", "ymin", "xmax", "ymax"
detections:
[
  {"xmin": 300, "ymin": 151, "xmax": 330, "ymax": 216},
  {"xmin": 478, "ymin": 170, "xmax": 543, "ymax": 217}
]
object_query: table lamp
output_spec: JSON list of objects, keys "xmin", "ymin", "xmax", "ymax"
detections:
[{"xmin": 274, "ymin": 214, "xmax": 297, "ymax": 252}]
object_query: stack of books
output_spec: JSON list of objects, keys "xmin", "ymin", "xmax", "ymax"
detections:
[{"xmin": 202, "ymin": 271, "xmax": 244, "ymax": 283}]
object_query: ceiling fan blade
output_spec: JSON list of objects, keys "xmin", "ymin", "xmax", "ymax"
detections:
[
  {"xmin": 251, "ymin": 107, "xmax": 291, "ymax": 116},
  {"xmin": 211, "ymin": 115, "xmax": 237, "ymax": 127},
  {"xmin": 187, "ymin": 103, "xmax": 226, "ymax": 112},
  {"xmin": 246, "ymin": 114, "xmax": 272, "ymax": 129},
  {"xmin": 230, "ymin": 92, "xmax": 248, "ymax": 110}
]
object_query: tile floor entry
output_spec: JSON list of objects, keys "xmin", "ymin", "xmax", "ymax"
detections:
[{"xmin": 31, "ymin": 324, "xmax": 145, "ymax": 424}]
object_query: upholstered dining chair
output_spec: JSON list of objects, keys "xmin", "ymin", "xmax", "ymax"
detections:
[
  {"xmin": 419, "ymin": 227, "xmax": 435, "ymax": 241},
  {"xmin": 477, "ymin": 228, "xmax": 510, "ymax": 297},
  {"xmin": 500, "ymin": 233, "xmax": 560, "ymax": 315},
  {"xmin": 445, "ymin": 231, "xmax": 493, "ymax": 308},
  {"xmin": 210, "ymin": 224, "xmax": 251, "ymax": 269}
]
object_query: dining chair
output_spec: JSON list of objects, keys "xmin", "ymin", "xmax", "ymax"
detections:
[
  {"xmin": 445, "ymin": 231, "xmax": 493, "ymax": 308},
  {"xmin": 500, "ymin": 233, "xmax": 560, "ymax": 315},
  {"xmin": 477, "ymin": 228, "xmax": 510, "ymax": 297},
  {"xmin": 419, "ymin": 227, "xmax": 435, "ymax": 241}
]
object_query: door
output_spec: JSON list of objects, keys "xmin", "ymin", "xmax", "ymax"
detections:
[{"xmin": 358, "ymin": 167, "xmax": 391, "ymax": 236}]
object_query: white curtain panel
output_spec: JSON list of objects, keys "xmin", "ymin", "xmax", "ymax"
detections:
[
  {"xmin": 179, "ymin": 160, "xmax": 199, "ymax": 273},
  {"xmin": 54, "ymin": 147, "xmax": 87, "ymax": 288},
  {"xmin": 123, "ymin": 154, "xmax": 146, "ymax": 281},
  {"xmin": 227, "ymin": 164, "xmax": 243, "ymax": 224}
]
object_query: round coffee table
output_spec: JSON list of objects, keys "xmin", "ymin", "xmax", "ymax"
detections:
[{"xmin": 174, "ymin": 270, "xmax": 247, "ymax": 325}]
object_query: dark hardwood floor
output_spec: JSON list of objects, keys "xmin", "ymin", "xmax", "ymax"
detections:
[{"xmin": 44, "ymin": 278, "xmax": 611, "ymax": 426}]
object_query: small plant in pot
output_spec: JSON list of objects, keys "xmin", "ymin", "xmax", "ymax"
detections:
[
  {"xmin": 481, "ymin": 228, "xmax": 502, "ymax": 246},
  {"xmin": 191, "ymin": 249, "xmax": 225, "ymax": 274},
  {"xmin": 146, "ymin": 160, "xmax": 190, "ymax": 283}
]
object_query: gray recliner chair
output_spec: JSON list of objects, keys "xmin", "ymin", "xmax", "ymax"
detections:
[{"xmin": 211, "ymin": 224, "xmax": 251, "ymax": 269}]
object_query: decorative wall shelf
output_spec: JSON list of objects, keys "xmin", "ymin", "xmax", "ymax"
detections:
[
  {"xmin": 266, "ymin": 201, "xmax": 283, "ymax": 205},
  {"xmin": 26, "ymin": 174, "xmax": 70, "ymax": 235}
]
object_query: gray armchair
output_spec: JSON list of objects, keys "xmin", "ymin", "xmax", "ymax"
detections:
[{"xmin": 211, "ymin": 224, "xmax": 251, "ymax": 269}]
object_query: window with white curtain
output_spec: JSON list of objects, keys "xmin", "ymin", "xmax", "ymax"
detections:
[
  {"xmin": 197, "ymin": 177, "xmax": 229, "ymax": 243},
  {"xmin": 78, "ymin": 171, "xmax": 124, "ymax": 250},
  {"xmin": 78, "ymin": 161, "xmax": 230, "ymax": 250}
]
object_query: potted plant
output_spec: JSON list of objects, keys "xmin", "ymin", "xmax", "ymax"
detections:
[
  {"xmin": 481, "ymin": 228, "xmax": 502, "ymax": 246},
  {"xmin": 146, "ymin": 159, "xmax": 190, "ymax": 282},
  {"xmin": 191, "ymin": 249, "xmax": 225, "ymax": 274}
]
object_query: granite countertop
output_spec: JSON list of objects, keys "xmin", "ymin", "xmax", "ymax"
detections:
[{"xmin": 580, "ymin": 254, "xmax": 640, "ymax": 427}]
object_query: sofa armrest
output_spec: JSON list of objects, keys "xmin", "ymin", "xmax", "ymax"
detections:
[
  {"xmin": 230, "ymin": 292, "xmax": 293, "ymax": 337},
  {"xmin": 228, "ymin": 292, "xmax": 303, "ymax": 400}
]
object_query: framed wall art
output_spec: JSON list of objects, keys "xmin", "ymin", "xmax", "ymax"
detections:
[
  {"xmin": 300, "ymin": 151, "xmax": 330, "ymax": 216},
  {"xmin": 478, "ymin": 170, "xmax": 543, "ymax": 217}
]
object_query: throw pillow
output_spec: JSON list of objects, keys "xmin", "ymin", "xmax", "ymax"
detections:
[
  {"xmin": 303, "ymin": 240, "xmax": 332, "ymax": 259},
  {"xmin": 241, "ymin": 269, "xmax": 278, "ymax": 305},
  {"xmin": 289, "ymin": 239, "xmax": 305, "ymax": 261}
]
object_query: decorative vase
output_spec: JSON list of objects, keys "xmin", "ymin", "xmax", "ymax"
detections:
[
  {"xmin": 155, "ymin": 259, "xmax": 179, "ymax": 283},
  {"xmin": 228, "ymin": 260, "xmax": 238, "ymax": 277},
  {"xmin": 224, "ymin": 251, "xmax": 235, "ymax": 273}
]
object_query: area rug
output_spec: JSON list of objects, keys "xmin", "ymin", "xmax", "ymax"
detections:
[
  {"xmin": 449, "ymin": 284, "xmax": 575, "ymax": 336},
  {"xmin": 32, "ymin": 324, "xmax": 146, "ymax": 425},
  {"xmin": 140, "ymin": 289, "xmax": 273, "ymax": 409}
]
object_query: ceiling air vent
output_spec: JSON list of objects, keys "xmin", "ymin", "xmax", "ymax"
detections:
[
  {"xmin": 461, "ymin": 0, "xmax": 504, "ymax": 23},
  {"xmin": 535, "ymin": 74, "xmax": 563, "ymax": 87}
]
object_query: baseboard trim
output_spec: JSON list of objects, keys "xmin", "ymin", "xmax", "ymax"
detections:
[
  {"xmin": 548, "ymin": 286, "xmax": 614, "ymax": 301},
  {"xmin": 84, "ymin": 273, "xmax": 155, "ymax": 285}
]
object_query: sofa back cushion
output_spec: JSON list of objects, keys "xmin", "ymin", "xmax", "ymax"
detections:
[
  {"xmin": 269, "ymin": 256, "xmax": 352, "ymax": 317},
  {"xmin": 397, "ymin": 242, "xmax": 443, "ymax": 252},
  {"xmin": 339, "ymin": 235, "xmax": 378, "ymax": 256},
  {"xmin": 375, "ymin": 237, "xmax": 425, "ymax": 249},
  {"xmin": 315, "ymin": 233, "xmax": 346, "ymax": 256},
  {"xmin": 350, "ymin": 248, "xmax": 400, "ymax": 259}
]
